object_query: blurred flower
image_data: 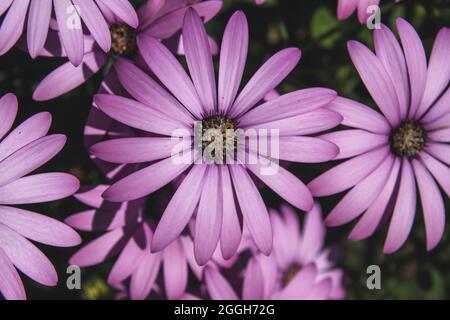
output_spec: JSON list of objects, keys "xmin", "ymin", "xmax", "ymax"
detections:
[
  {"xmin": 255, "ymin": 0, "xmax": 266, "ymax": 5},
  {"xmin": 204, "ymin": 203, "xmax": 346, "ymax": 300},
  {"xmin": 337, "ymin": 0, "xmax": 400, "ymax": 24},
  {"xmin": 0, "ymin": 93, "xmax": 81, "ymax": 300},
  {"xmin": 0, "ymin": 0, "xmax": 138, "ymax": 65},
  {"xmin": 32, "ymin": 0, "xmax": 222, "ymax": 101},
  {"xmin": 309, "ymin": 19, "xmax": 450, "ymax": 253},
  {"xmin": 89, "ymin": 9, "xmax": 340, "ymax": 265},
  {"xmin": 66, "ymin": 185, "xmax": 232, "ymax": 300}
]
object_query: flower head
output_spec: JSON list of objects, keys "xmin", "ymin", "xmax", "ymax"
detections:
[
  {"xmin": 0, "ymin": 0, "xmax": 138, "ymax": 64},
  {"xmin": 89, "ymin": 9, "xmax": 341, "ymax": 265},
  {"xmin": 32, "ymin": 0, "xmax": 222, "ymax": 101},
  {"xmin": 308, "ymin": 19, "xmax": 450, "ymax": 253},
  {"xmin": 204, "ymin": 203, "xmax": 346, "ymax": 300},
  {"xmin": 0, "ymin": 93, "xmax": 80, "ymax": 300}
]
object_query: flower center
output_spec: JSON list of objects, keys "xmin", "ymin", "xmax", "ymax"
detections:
[
  {"xmin": 390, "ymin": 121, "xmax": 426, "ymax": 158},
  {"xmin": 110, "ymin": 24, "xmax": 137, "ymax": 57},
  {"xmin": 282, "ymin": 264, "xmax": 301, "ymax": 287},
  {"xmin": 196, "ymin": 115, "xmax": 239, "ymax": 163}
]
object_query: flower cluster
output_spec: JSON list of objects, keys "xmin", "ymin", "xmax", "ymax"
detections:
[{"xmin": 0, "ymin": 0, "xmax": 448, "ymax": 301}]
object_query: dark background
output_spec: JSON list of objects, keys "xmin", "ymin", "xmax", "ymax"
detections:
[{"xmin": 0, "ymin": 0, "xmax": 449, "ymax": 299}]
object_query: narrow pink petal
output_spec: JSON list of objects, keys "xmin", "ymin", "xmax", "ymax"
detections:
[
  {"xmin": 374, "ymin": 24, "xmax": 409, "ymax": 119},
  {"xmin": 278, "ymin": 136, "xmax": 339, "ymax": 163},
  {"xmin": 420, "ymin": 152, "xmax": 450, "ymax": 198},
  {"xmin": 428, "ymin": 128, "xmax": 450, "ymax": 143},
  {"xmin": 91, "ymin": 137, "xmax": 191, "ymax": 164},
  {"xmin": 114, "ymin": 58, "xmax": 194, "ymax": 126},
  {"xmin": 72, "ymin": 0, "xmax": 111, "ymax": 52},
  {"xmin": 0, "ymin": 112, "xmax": 52, "ymax": 162},
  {"xmin": 0, "ymin": 0, "xmax": 30, "ymax": 55},
  {"xmin": 0, "ymin": 224, "xmax": 57, "ymax": 286},
  {"xmin": 242, "ymin": 258, "xmax": 265, "ymax": 300},
  {"xmin": 300, "ymin": 203, "xmax": 325, "ymax": 263},
  {"xmin": 103, "ymin": 155, "xmax": 192, "ymax": 202},
  {"xmin": 0, "ymin": 247, "xmax": 26, "ymax": 300},
  {"xmin": 27, "ymin": 0, "xmax": 52, "ymax": 58},
  {"xmin": 396, "ymin": 18, "xmax": 427, "ymax": 118},
  {"xmin": 219, "ymin": 166, "xmax": 242, "ymax": 260},
  {"xmin": 320, "ymin": 129, "xmax": 388, "ymax": 160},
  {"xmin": 238, "ymin": 88, "xmax": 337, "ymax": 127},
  {"xmin": 347, "ymin": 40, "xmax": 400, "ymax": 126},
  {"xmin": 96, "ymin": 0, "xmax": 138, "ymax": 28},
  {"xmin": 304, "ymin": 278, "xmax": 332, "ymax": 300},
  {"xmin": 73, "ymin": 184, "xmax": 108, "ymax": 208},
  {"xmin": 412, "ymin": 159, "xmax": 445, "ymax": 251},
  {"xmin": 229, "ymin": 165, "xmax": 272, "ymax": 255},
  {"xmin": 108, "ymin": 223, "xmax": 149, "ymax": 285},
  {"xmin": 54, "ymin": 0, "xmax": 84, "ymax": 66},
  {"xmin": 137, "ymin": 35, "xmax": 204, "ymax": 119},
  {"xmin": 417, "ymin": 28, "xmax": 450, "ymax": 118},
  {"xmin": 230, "ymin": 48, "xmax": 301, "ymax": 118},
  {"xmin": 326, "ymin": 97, "xmax": 391, "ymax": 134},
  {"xmin": 163, "ymin": 239, "xmax": 188, "ymax": 300},
  {"xmin": 270, "ymin": 211, "xmax": 295, "ymax": 269},
  {"xmin": 183, "ymin": 8, "xmax": 216, "ymax": 114},
  {"xmin": 357, "ymin": 0, "xmax": 380, "ymax": 24},
  {"xmin": 277, "ymin": 263, "xmax": 317, "ymax": 300},
  {"xmin": 151, "ymin": 165, "xmax": 206, "ymax": 252},
  {"xmin": 337, "ymin": 0, "xmax": 358, "ymax": 20},
  {"xmin": 426, "ymin": 143, "xmax": 450, "ymax": 166},
  {"xmin": 246, "ymin": 109, "xmax": 342, "ymax": 136},
  {"xmin": 308, "ymin": 146, "xmax": 390, "ymax": 197},
  {"xmin": 325, "ymin": 155, "xmax": 394, "ymax": 227},
  {"xmin": 0, "ymin": 205, "xmax": 80, "ymax": 246},
  {"xmin": 0, "ymin": 173, "xmax": 79, "ymax": 205},
  {"xmin": 218, "ymin": 11, "xmax": 248, "ymax": 114},
  {"xmin": 93, "ymin": 93, "xmax": 189, "ymax": 136},
  {"xmin": 130, "ymin": 252, "xmax": 161, "ymax": 300},
  {"xmin": 421, "ymin": 88, "xmax": 450, "ymax": 125},
  {"xmin": 204, "ymin": 266, "xmax": 238, "ymax": 300},
  {"xmin": 349, "ymin": 157, "xmax": 401, "ymax": 240},
  {"xmin": 384, "ymin": 160, "xmax": 417, "ymax": 253},
  {"xmin": 0, "ymin": 134, "xmax": 66, "ymax": 188},
  {"xmin": 0, "ymin": 0, "xmax": 13, "ymax": 16},
  {"xmin": 70, "ymin": 227, "xmax": 128, "ymax": 267},
  {"xmin": 0, "ymin": 93, "xmax": 18, "ymax": 141},
  {"xmin": 33, "ymin": 51, "xmax": 107, "ymax": 101}
]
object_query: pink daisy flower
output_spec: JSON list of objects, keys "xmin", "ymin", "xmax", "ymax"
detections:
[
  {"xmin": 89, "ymin": 9, "xmax": 341, "ymax": 265},
  {"xmin": 0, "ymin": 0, "xmax": 138, "ymax": 65},
  {"xmin": 0, "ymin": 93, "xmax": 81, "ymax": 300},
  {"xmin": 66, "ymin": 185, "xmax": 233, "ymax": 300},
  {"xmin": 32, "ymin": 0, "xmax": 222, "ymax": 102},
  {"xmin": 308, "ymin": 19, "xmax": 450, "ymax": 253},
  {"xmin": 204, "ymin": 203, "xmax": 346, "ymax": 300},
  {"xmin": 337, "ymin": 0, "xmax": 400, "ymax": 24}
]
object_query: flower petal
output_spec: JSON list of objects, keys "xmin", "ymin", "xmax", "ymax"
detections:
[
  {"xmin": 299, "ymin": 203, "xmax": 325, "ymax": 263},
  {"xmin": 27, "ymin": 0, "xmax": 52, "ymax": 58},
  {"xmin": 242, "ymin": 258, "xmax": 265, "ymax": 300},
  {"xmin": 420, "ymin": 152, "xmax": 450, "ymax": 198},
  {"xmin": 0, "ymin": 247, "xmax": 26, "ymax": 300},
  {"xmin": 337, "ymin": 0, "xmax": 358, "ymax": 20},
  {"xmin": 229, "ymin": 165, "xmax": 272, "ymax": 255},
  {"xmin": 130, "ymin": 252, "xmax": 161, "ymax": 300},
  {"xmin": 347, "ymin": 40, "xmax": 400, "ymax": 126},
  {"xmin": 163, "ymin": 239, "xmax": 188, "ymax": 300},
  {"xmin": 278, "ymin": 136, "xmax": 339, "ymax": 163},
  {"xmin": 384, "ymin": 160, "xmax": 417, "ymax": 253},
  {"xmin": 96, "ymin": 0, "xmax": 138, "ymax": 28},
  {"xmin": 151, "ymin": 165, "xmax": 206, "ymax": 252},
  {"xmin": 412, "ymin": 159, "xmax": 445, "ymax": 251},
  {"xmin": 0, "ymin": 93, "xmax": 18, "ymax": 141},
  {"xmin": 0, "ymin": 0, "xmax": 30, "ymax": 56},
  {"xmin": 204, "ymin": 266, "xmax": 238, "ymax": 300},
  {"xmin": 230, "ymin": 48, "xmax": 301, "ymax": 118},
  {"xmin": 218, "ymin": 11, "xmax": 248, "ymax": 114},
  {"xmin": 183, "ymin": 8, "xmax": 216, "ymax": 114}
]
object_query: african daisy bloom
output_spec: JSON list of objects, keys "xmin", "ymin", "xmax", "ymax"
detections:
[
  {"xmin": 66, "ymin": 185, "xmax": 233, "ymax": 300},
  {"xmin": 0, "ymin": 93, "xmax": 81, "ymax": 300},
  {"xmin": 32, "ymin": 0, "xmax": 222, "ymax": 102},
  {"xmin": 308, "ymin": 19, "xmax": 450, "ymax": 253},
  {"xmin": 337, "ymin": 0, "xmax": 400, "ymax": 24},
  {"xmin": 204, "ymin": 203, "xmax": 346, "ymax": 300},
  {"xmin": 0, "ymin": 0, "xmax": 138, "ymax": 65},
  {"xmin": 89, "ymin": 9, "xmax": 341, "ymax": 266}
]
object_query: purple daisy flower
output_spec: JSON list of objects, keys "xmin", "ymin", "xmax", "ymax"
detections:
[
  {"xmin": 89, "ymin": 9, "xmax": 341, "ymax": 265},
  {"xmin": 0, "ymin": 0, "xmax": 138, "ymax": 65},
  {"xmin": 337, "ymin": 0, "xmax": 400, "ymax": 24},
  {"xmin": 308, "ymin": 19, "xmax": 450, "ymax": 253},
  {"xmin": 0, "ymin": 93, "xmax": 81, "ymax": 300},
  {"xmin": 32, "ymin": 0, "xmax": 222, "ymax": 102},
  {"xmin": 66, "ymin": 185, "xmax": 234, "ymax": 300},
  {"xmin": 204, "ymin": 203, "xmax": 346, "ymax": 300}
]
